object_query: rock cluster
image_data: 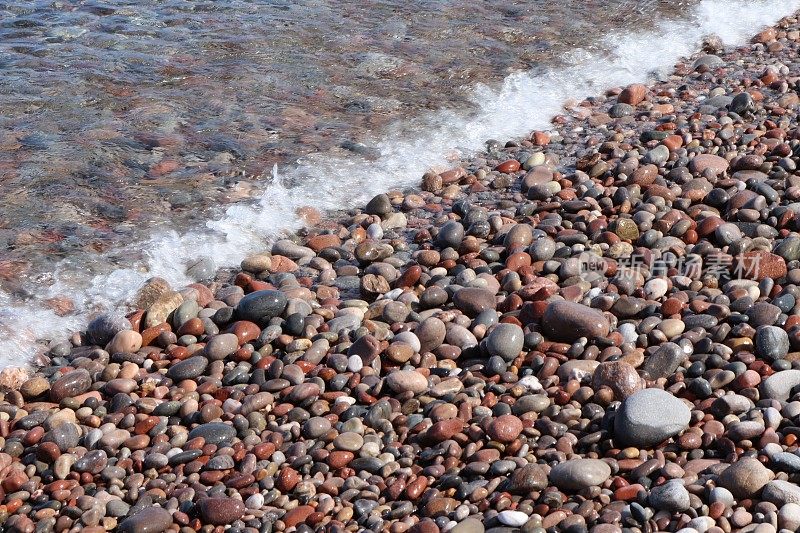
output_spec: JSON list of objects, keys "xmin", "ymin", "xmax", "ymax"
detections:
[{"xmin": 4, "ymin": 13, "xmax": 800, "ymax": 533}]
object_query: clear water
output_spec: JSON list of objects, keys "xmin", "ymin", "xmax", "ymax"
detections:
[
  {"xmin": 0, "ymin": 0, "xmax": 798, "ymax": 367},
  {"xmin": 0, "ymin": 0, "xmax": 695, "ymax": 282}
]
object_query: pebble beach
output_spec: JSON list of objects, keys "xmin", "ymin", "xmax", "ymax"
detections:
[{"xmin": 5, "ymin": 9, "xmax": 800, "ymax": 533}]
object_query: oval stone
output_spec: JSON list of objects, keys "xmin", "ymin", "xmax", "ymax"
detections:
[
  {"xmin": 167, "ymin": 356, "xmax": 209, "ymax": 381},
  {"xmin": 453, "ymin": 288, "xmax": 496, "ymax": 317},
  {"xmin": 196, "ymin": 497, "xmax": 245, "ymax": 525},
  {"xmin": 542, "ymin": 301, "xmax": 610, "ymax": 342},
  {"xmin": 50, "ymin": 369, "xmax": 92, "ymax": 402},
  {"xmin": 188, "ymin": 423, "xmax": 237, "ymax": 447},
  {"xmin": 204, "ymin": 333, "xmax": 240, "ymax": 361},
  {"xmin": 549, "ymin": 459, "xmax": 612, "ymax": 491},
  {"xmin": 236, "ymin": 290, "xmax": 288, "ymax": 323},
  {"xmin": 718, "ymin": 457, "xmax": 775, "ymax": 499},
  {"xmin": 118, "ymin": 507, "xmax": 172, "ymax": 533},
  {"xmin": 613, "ymin": 388, "xmax": 690, "ymax": 448},
  {"xmin": 485, "ymin": 323, "xmax": 524, "ymax": 361},
  {"xmin": 385, "ymin": 370, "xmax": 429, "ymax": 395}
]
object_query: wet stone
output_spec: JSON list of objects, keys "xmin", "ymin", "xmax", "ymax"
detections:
[
  {"xmin": 365, "ymin": 193, "xmax": 392, "ymax": 216},
  {"xmin": 236, "ymin": 290, "xmax": 288, "ymax": 323},
  {"xmin": 204, "ymin": 333, "xmax": 240, "ymax": 361},
  {"xmin": 87, "ymin": 313, "xmax": 131, "ymax": 346},
  {"xmin": 239, "ymin": 392, "xmax": 273, "ymax": 416},
  {"xmin": 44, "ymin": 423, "xmax": 80, "ymax": 452},
  {"xmin": 74, "ymin": 449, "xmax": 107, "ymax": 474},
  {"xmin": 106, "ymin": 330, "xmax": 143, "ymax": 355},
  {"xmin": 303, "ymin": 417, "xmax": 332, "ymax": 439},
  {"xmin": 187, "ymin": 423, "xmax": 237, "ymax": 447},
  {"xmin": 196, "ymin": 497, "xmax": 246, "ymax": 525},
  {"xmin": 10, "ymin": 15, "xmax": 800, "ymax": 533},
  {"xmin": 507, "ymin": 464, "xmax": 548, "ymax": 494},
  {"xmin": 118, "ymin": 506, "xmax": 172, "ymax": 533},
  {"xmin": 592, "ymin": 361, "xmax": 642, "ymax": 400},
  {"xmin": 333, "ymin": 432, "xmax": 364, "ymax": 452},
  {"xmin": 609, "ymin": 103, "xmax": 634, "ymax": 118},
  {"xmin": 487, "ymin": 414, "xmax": 523, "ymax": 443},
  {"xmin": 436, "ymin": 220, "xmax": 465, "ymax": 248},
  {"xmin": 50, "ymin": 369, "xmax": 92, "ymax": 402},
  {"xmin": 20, "ymin": 376, "xmax": 50, "ymax": 399}
]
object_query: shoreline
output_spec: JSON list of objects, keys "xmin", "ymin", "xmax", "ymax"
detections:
[
  {"xmin": 4, "ymin": 0, "xmax": 796, "ymax": 368},
  {"xmin": 3, "ymin": 10, "xmax": 800, "ymax": 533}
]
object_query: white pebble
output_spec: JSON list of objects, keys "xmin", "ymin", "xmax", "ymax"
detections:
[
  {"xmin": 442, "ymin": 521, "xmax": 458, "ymax": 532},
  {"xmin": 453, "ymin": 505, "xmax": 470, "ymax": 521},
  {"xmin": 644, "ymin": 278, "xmax": 668, "ymax": 299},
  {"xmin": 246, "ymin": 493, "xmax": 264, "ymax": 509},
  {"xmin": 517, "ymin": 375, "xmax": 543, "ymax": 391},
  {"xmin": 366, "ymin": 223, "xmax": 383, "ymax": 240},
  {"xmin": 686, "ymin": 516, "xmax": 715, "ymax": 533},
  {"xmin": 765, "ymin": 406, "xmax": 783, "ymax": 430},
  {"xmin": 779, "ymin": 502, "xmax": 800, "ymax": 531},
  {"xmin": 497, "ymin": 510, "xmax": 529, "ymax": 527},
  {"xmin": 569, "ymin": 368, "xmax": 593, "ymax": 382},
  {"xmin": 381, "ymin": 288, "xmax": 404, "ymax": 300},
  {"xmin": 222, "ymin": 398, "xmax": 240, "ymax": 413},
  {"xmin": 347, "ymin": 355, "xmax": 364, "ymax": 372},
  {"xmin": 361, "ymin": 442, "xmax": 381, "ymax": 457},
  {"xmin": 335, "ymin": 396, "xmax": 356, "ymax": 406},
  {"xmin": 85, "ymin": 429, "xmax": 103, "ymax": 450},
  {"xmin": 271, "ymin": 451, "xmax": 286, "ymax": 465},
  {"xmin": 619, "ymin": 323, "xmax": 638, "ymax": 344},
  {"xmin": 393, "ymin": 331, "xmax": 421, "ymax": 353},
  {"xmin": 165, "ymin": 448, "xmax": 183, "ymax": 459},
  {"xmin": 783, "ymin": 401, "xmax": 800, "ymax": 419},
  {"xmin": 763, "ymin": 443, "xmax": 783, "ymax": 458},
  {"xmin": 455, "ymin": 269, "xmax": 476, "ymax": 285},
  {"xmin": 709, "ymin": 486, "xmax": 735, "ymax": 507},
  {"xmin": 467, "ymin": 278, "xmax": 488, "ymax": 289}
]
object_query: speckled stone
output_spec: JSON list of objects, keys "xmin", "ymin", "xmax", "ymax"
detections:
[
  {"xmin": 613, "ymin": 388, "xmax": 690, "ymax": 447},
  {"xmin": 549, "ymin": 459, "xmax": 612, "ymax": 491},
  {"xmin": 542, "ymin": 301, "xmax": 610, "ymax": 342}
]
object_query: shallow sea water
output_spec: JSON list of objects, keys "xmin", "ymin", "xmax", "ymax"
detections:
[{"xmin": 0, "ymin": 0, "xmax": 692, "ymax": 280}]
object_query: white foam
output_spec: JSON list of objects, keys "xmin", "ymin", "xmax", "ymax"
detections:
[{"xmin": 0, "ymin": 0, "xmax": 797, "ymax": 368}]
